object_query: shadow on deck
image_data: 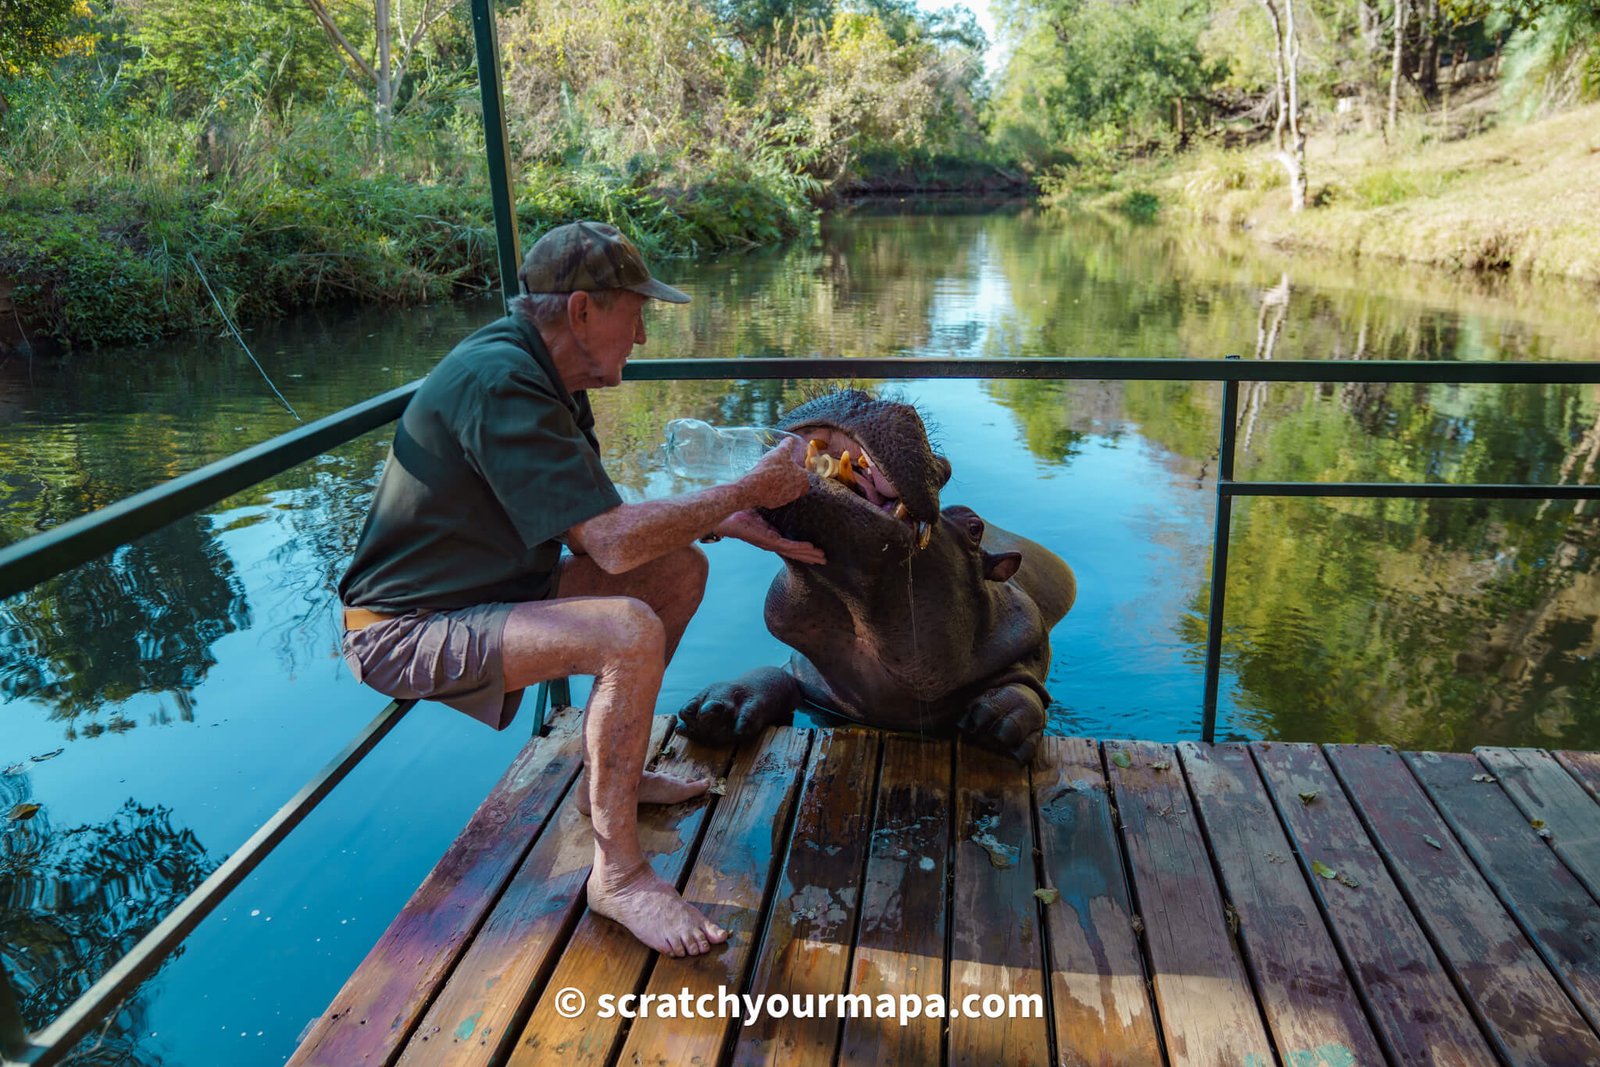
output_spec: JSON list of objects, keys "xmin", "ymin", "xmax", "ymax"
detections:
[{"xmin": 288, "ymin": 706, "xmax": 1600, "ymax": 1066}]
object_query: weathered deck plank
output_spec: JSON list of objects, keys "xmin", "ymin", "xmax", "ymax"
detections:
[
  {"xmin": 295, "ymin": 724, "xmax": 1600, "ymax": 1067},
  {"xmin": 1555, "ymin": 750, "xmax": 1600, "ymax": 803},
  {"xmin": 838, "ymin": 737, "xmax": 952, "ymax": 1067},
  {"xmin": 949, "ymin": 743, "xmax": 1052, "ymax": 1067},
  {"xmin": 1328, "ymin": 744, "xmax": 1600, "ymax": 1065},
  {"xmin": 1252, "ymin": 741, "xmax": 1496, "ymax": 1066},
  {"xmin": 1104, "ymin": 739, "xmax": 1272, "ymax": 1066},
  {"xmin": 1407, "ymin": 748, "xmax": 1600, "ymax": 1034},
  {"xmin": 731, "ymin": 729, "xmax": 878, "ymax": 1067},
  {"xmin": 288, "ymin": 706, "xmax": 586, "ymax": 1067},
  {"xmin": 1178, "ymin": 742, "xmax": 1383, "ymax": 1067},
  {"xmin": 1476, "ymin": 746, "xmax": 1600, "ymax": 904},
  {"xmin": 1032, "ymin": 737, "xmax": 1162, "ymax": 1067},
  {"xmin": 506, "ymin": 732, "xmax": 735, "ymax": 1066},
  {"xmin": 612, "ymin": 727, "xmax": 812, "ymax": 1067},
  {"xmin": 396, "ymin": 717, "xmax": 674, "ymax": 1065}
]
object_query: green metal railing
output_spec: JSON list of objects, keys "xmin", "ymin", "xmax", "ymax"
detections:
[{"xmin": 3, "ymin": 0, "xmax": 1599, "ymax": 1058}]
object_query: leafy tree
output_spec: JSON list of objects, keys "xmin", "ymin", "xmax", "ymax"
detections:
[{"xmin": 0, "ymin": 0, "xmax": 95, "ymax": 114}]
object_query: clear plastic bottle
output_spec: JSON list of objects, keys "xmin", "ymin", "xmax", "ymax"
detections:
[{"xmin": 661, "ymin": 419, "xmax": 802, "ymax": 486}]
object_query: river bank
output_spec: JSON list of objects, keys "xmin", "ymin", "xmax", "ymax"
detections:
[{"xmin": 1069, "ymin": 99, "xmax": 1600, "ymax": 291}]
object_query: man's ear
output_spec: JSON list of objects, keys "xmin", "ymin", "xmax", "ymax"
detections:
[
  {"xmin": 566, "ymin": 290, "xmax": 589, "ymax": 331},
  {"xmin": 982, "ymin": 549, "xmax": 1021, "ymax": 582}
]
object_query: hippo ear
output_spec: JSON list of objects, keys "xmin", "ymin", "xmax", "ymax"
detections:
[
  {"xmin": 934, "ymin": 454, "xmax": 953, "ymax": 487},
  {"xmin": 982, "ymin": 549, "xmax": 1021, "ymax": 583}
]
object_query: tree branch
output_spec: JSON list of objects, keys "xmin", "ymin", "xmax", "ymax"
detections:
[{"xmin": 303, "ymin": 0, "xmax": 377, "ymax": 86}]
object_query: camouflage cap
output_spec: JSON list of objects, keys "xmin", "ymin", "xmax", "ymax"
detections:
[{"xmin": 518, "ymin": 221, "xmax": 690, "ymax": 304}]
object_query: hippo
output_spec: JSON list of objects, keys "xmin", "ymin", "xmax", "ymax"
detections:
[{"xmin": 676, "ymin": 390, "xmax": 1077, "ymax": 763}]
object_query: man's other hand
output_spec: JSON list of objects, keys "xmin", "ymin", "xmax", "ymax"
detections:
[
  {"xmin": 713, "ymin": 510, "xmax": 826, "ymax": 565},
  {"xmin": 739, "ymin": 437, "xmax": 810, "ymax": 509}
]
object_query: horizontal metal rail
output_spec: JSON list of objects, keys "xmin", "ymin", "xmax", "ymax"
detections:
[
  {"xmin": 6, "ymin": 358, "xmax": 1599, "ymax": 601},
  {"xmin": 0, "ymin": 381, "xmax": 419, "ymax": 603},
  {"xmin": 1224, "ymin": 480, "xmax": 1600, "ymax": 499},
  {"xmin": 2, "ymin": 700, "xmax": 414, "ymax": 1067},
  {"xmin": 621, "ymin": 356, "xmax": 1600, "ymax": 384}
]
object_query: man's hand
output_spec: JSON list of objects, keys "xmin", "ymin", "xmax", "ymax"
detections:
[
  {"xmin": 738, "ymin": 437, "xmax": 810, "ymax": 509},
  {"xmin": 713, "ymin": 510, "xmax": 826, "ymax": 565}
]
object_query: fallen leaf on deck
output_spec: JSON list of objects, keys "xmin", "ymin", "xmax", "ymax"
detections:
[
  {"xmin": 1150, "ymin": 760, "xmax": 1171, "ymax": 771},
  {"xmin": 7, "ymin": 803, "xmax": 41, "ymax": 822},
  {"xmin": 1111, "ymin": 751, "xmax": 1132, "ymax": 769},
  {"xmin": 1539, "ymin": 828, "xmax": 1553, "ymax": 840},
  {"xmin": 1423, "ymin": 834, "xmax": 1443, "ymax": 850},
  {"xmin": 1312, "ymin": 860, "xmax": 1337, "ymax": 879},
  {"xmin": 1299, "ymin": 791, "xmax": 1319, "ymax": 805},
  {"xmin": 707, "ymin": 778, "xmax": 727, "ymax": 796},
  {"xmin": 2, "ymin": 763, "xmax": 23, "ymax": 776},
  {"xmin": 1034, "ymin": 888, "xmax": 1060, "ymax": 905},
  {"xmin": 1472, "ymin": 773, "xmax": 1497, "ymax": 783},
  {"xmin": 30, "ymin": 749, "xmax": 63, "ymax": 763},
  {"xmin": 1335, "ymin": 871, "xmax": 1360, "ymax": 889},
  {"xmin": 1531, "ymin": 818, "xmax": 1547, "ymax": 830}
]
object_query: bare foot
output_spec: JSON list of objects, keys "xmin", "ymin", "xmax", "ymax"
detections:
[
  {"xmin": 587, "ymin": 862, "xmax": 728, "ymax": 957},
  {"xmin": 575, "ymin": 769, "xmax": 709, "ymax": 815}
]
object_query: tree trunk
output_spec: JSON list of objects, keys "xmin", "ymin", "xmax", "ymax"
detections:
[
  {"xmin": 1262, "ymin": 0, "xmax": 1308, "ymax": 211},
  {"xmin": 1174, "ymin": 96, "xmax": 1187, "ymax": 146},
  {"xmin": 1418, "ymin": 0, "xmax": 1439, "ymax": 98},
  {"xmin": 1387, "ymin": 0, "xmax": 1407, "ymax": 139},
  {"xmin": 374, "ymin": 0, "xmax": 390, "ymax": 127}
]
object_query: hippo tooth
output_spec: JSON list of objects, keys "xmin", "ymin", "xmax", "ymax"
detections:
[
  {"xmin": 836, "ymin": 451, "xmax": 857, "ymax": 486},
  {"xmin": 893, "ymin": 502, "xmax": 909, "ymax": 520},
  {"xmin": 804, "ymin": 439, "xmax": 823, "ymax": 467},
  {"xmin": 915, "ymin": 522, "xmax": 932, "ymax": 550}
]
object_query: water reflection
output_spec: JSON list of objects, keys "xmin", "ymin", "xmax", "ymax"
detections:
[
  {"xmin": 1, "ymin": 205, "xmax": 1600, "ymax": 1063},
  {"xmin": 2, "ymin": 766, "xmax": 214, "ymax": 1038}
]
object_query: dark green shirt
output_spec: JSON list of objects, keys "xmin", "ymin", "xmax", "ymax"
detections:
[{"xmin": 339, "ymin": 314, "xmax": 621, "ymax": 611}]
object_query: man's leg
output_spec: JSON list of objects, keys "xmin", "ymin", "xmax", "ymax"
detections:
[
  {"xmin": 555, "ymin": 546, "xmax": 709, "ymax": 811},
  {"xmin": 500, "ymin": 545, "xmax": 723, "ymax": 957}
]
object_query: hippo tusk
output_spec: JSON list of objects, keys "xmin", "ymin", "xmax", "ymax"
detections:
[
  {"xmin": 915, "ymin": 522, "xmax": 932, "ymax": 550},
  {"xmin": 893, "ymin": 502, "xmax": 908, "ymax": 520},
  {"xmin": 836, "ymin": 450, "xmax": 857, "ymax": 487}
]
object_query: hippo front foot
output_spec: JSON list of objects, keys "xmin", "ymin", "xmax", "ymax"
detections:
[
  {"xmin": 959, "ymin": 683, "xmax": 1046, "ymax": 765},
  {"xmin": 676, "ymin": 667, "xmax": 799, "ymax": 747}
]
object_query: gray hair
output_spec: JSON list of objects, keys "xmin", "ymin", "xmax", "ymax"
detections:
[{"xmin": 511, "ymin": 289, "xmax": 622, "ymax": 328}]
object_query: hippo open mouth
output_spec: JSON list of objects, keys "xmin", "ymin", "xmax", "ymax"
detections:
[
  {"xmin": 796, "ymin": 430, "xmax": 933, "ymax": 549},
  {"xmin": 761, "ymin": 390, "xmax": 950, "ymax": 558}
]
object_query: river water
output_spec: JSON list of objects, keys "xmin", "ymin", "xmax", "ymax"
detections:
[{"xmin": 3, "ymin": 204, "xmax": 1600, "ymax": 1063}]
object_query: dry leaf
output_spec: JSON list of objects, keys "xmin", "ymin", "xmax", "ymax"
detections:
[
  {"xmin": 1531, "ymin": 818, "xmax": 1547, "ymax": 830},
  {"xmin": 7, "ymin": 803, "xmax": 40, "ymax": 822},
  {"xmin": 30, "ymin": 748, "xmax": 63, "ymax": 763},
  {"xmin": 1111, "ymin": 751, "xmax": 1132, "ymax": 769},
  {"xmin": 707, "ymin": 778, "xmax": 727, "ymax": 796},
  {"xmin": 1034, "ymin": 888, "xmax": 1060, "ymax": 905},
  {"xmin": 1299, "ymin": 791, "xmax": 1319, "ymax": 805},
  {"xmin": 1150, "ymin": 760, "xmax": 1172, "ymax": 771},
  {"xmin": 1423, "ymin": 834, "xmax": 1443, "ymax": 850},
  {"xmin": 1472, "ymin": 773, "xmax": 1497, "ymax": 783}
]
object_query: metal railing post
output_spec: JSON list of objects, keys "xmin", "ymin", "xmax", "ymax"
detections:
[
  {"xmin": 469, "ymin": 0, "xmax": 522, "ymax": 310},
  {"xmin": 1200, "ymin": 356, "xmax": 1243, "ymax": 743},
  {"xmin": 1, "ymin": 962, "xmax": 26, "ymax": 1059}
]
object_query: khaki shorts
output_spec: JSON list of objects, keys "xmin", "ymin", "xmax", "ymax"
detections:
[{"xmin": 341, "ymin": 603, "xmax": 522, "ymax": 730}]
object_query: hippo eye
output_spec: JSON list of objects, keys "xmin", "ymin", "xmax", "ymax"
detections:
[{"xmin": 966, "ymin": 518, "xmax": 984, "ymax": 541}]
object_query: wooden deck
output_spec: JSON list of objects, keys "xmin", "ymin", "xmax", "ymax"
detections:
[{"xmin": 289, "ymin": 708, "xmax": 1600, "ymax": 1067}]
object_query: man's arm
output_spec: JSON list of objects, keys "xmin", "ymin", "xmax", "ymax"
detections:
[{"xmin": 568, "ymin": 438, "xmax": 811, "ymax": 574}]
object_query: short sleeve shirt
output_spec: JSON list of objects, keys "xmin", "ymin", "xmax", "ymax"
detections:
[{"xmin": 338, "ymin": 314, "xmax": 621, "ymax": 611}]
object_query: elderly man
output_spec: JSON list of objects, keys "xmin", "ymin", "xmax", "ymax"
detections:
[{"xmin": 338, "ymin": 221, "xmax": 821, "ymax": 957}]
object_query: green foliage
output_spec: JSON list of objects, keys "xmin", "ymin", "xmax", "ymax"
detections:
[
  {"xmin": 0, "ymin": 0, "xmax": 88, "ymax": 77},
  {"xmin": 990, "ymin": 0, "xmax": 1223, "ymax": 167},
  {"xmin": 1498, "ymin": 0, "xmax": 1600, "ymax": 109}
]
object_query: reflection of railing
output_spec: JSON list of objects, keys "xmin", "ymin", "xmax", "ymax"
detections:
[{"xmin": 3, "ymin": 353, "xmax": 1600, "ymax": 1063}]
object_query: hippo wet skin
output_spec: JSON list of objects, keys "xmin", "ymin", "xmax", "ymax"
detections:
[{"xmin": 677, "ymin": 390, "xmax": 1076, "ymax": 762}]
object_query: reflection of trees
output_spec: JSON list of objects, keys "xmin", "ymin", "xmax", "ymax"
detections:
[
  {"xmin": 1, "ymin": 770, "xmax": 214, "ymax": 1057},
  {"xmin": 0, "ymin": 517, "xmax": 250, "ymax": 727}
]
